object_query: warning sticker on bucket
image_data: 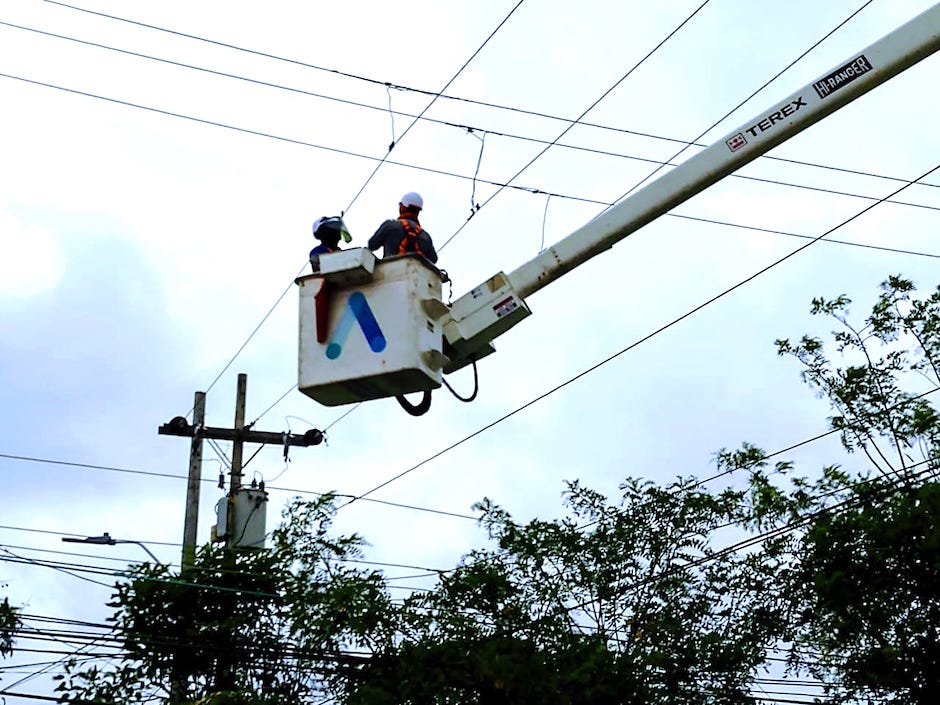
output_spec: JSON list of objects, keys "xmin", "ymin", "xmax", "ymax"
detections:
[{"xmin": 493, "ymin": 296, "xmax": 518, "ymax": 319}]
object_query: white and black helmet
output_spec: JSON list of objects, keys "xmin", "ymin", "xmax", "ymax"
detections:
[{"xmin": 312, "ymin": 216, "xmax": 352, "ymax": 243}]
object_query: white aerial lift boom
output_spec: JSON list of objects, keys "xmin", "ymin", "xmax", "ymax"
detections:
[{"xmin": 296, "ymin": 4, "xmax": 940, "ymax": 409}]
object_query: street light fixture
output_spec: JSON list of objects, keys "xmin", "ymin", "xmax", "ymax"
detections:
[{"xmin": 61, "ymin": 532, "xmax": 160, "ymax": 563}]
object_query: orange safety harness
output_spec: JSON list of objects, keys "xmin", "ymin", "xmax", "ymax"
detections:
[{"xmin": 397, "ymin": 217, "xmax": 424, "ymax": 257}]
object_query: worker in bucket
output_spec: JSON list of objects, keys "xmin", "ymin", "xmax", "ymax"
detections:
[
  {"xmin": 309, "ymin": 215, "xmax": 351, "ymax": 272},
  {"xmin": 368, "ymin": 191, "xmax": 438, "ymax": 264}
]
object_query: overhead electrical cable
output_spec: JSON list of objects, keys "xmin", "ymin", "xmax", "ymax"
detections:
[
  {"xmin": 8, "ymin": 353, "xmax": 926, "ymax": 548},
  {"xmin": 614, "ymin": 0, "xmax": 876, "ymax": 201},
  {"xmin": 3, "ymin": 373, "xmax": 937, "ymax": 545},
  {"xmin": 37, "ymin": 0, "xmax": 729, "ymax": 145},
  {"xmin": 8, "ymin": 448, "xmax": 921, "ymax": 693},
  {"xmin": 0, "ymin": 72, "xmax": 934, "ymax": 228},
  {"xmin": 47, "ymin": 0, "xmax": 935, "ymax": 195},
  {"xmin": 340, "ymin": 0, "xmax": 526, "ymax": 213},
  {"xmin": 0, "ymin": 72, "xmax": 581, "ymax": 200},
  {"xmin": 583, "ymin": 457, "xmax": 940, "ymax": 608},
  {"xmin": 669, "ymin": 214, "xmax": 940, "ymax": 260},
  {"xmin": 438, "ymin": 0, "xmax": 715, "ymax": 250},
  {"xmin": 9, "ymin": 2, "xmax": 716, "ymax": 405},
  {"xmin": 571, "ymin": 383, "xmax": 940, "ymax": 535},
  {"xmin": 4, "ymin": 20, "xmax": 936, "ymax": 202},
  {"xmin": 245, "ymin": 199, "xmax": 940, "ymax": 426},
  {"xmin": 5, "ymin": 8, "xmax": 932, "ymax": 596},
  {"xmin": 2, "ymin": 69, "xmax": 935, "ymax": 224},
  {"xmin": 7, "ymin": 602, "xmax": 860, "ymax": 685},
  {"xmin": 250, "ymin": 1, "xmax": 714, "ymax": 433},
  {"xmin": 0, "ymin": 539, "xmax": 452, "ymax": 581},
  {"xmin": 197, "ymin": 272, "xmax": 303, "ymax": 401},
  {"xmin": 0, "ymin": 452, "xmax": 477, "ymax": 521},
  {"xmin": 438, "ymin": 0, "xmax": 888, "ymax": 249},
  {"xmin": 2, "ymin": 627, "xmax": 115, "ymax": 693},
  {"xmin": 460, "ymin": 456, "xmax": 940, "ymax": 624},
  {"xmin": 0, "ymin": 689, "xmax": 74, "ymax": 702},
  {"xmin": 339, "ymin": 163, "xmax": 940, "ymax": 505},
  {"xmin": 0, "ymin": 548, "xmax": 113, "ymax": 589},
  {"xmin": 190, "ymin": 1, "xmax": 528, "ymax": 405}
]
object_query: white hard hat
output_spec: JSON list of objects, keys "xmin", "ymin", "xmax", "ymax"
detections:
[{"xmin": 400, "ymin": 191, "xmax": 423, "ymax": 210}]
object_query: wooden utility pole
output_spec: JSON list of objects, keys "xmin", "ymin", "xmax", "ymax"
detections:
[
  {"xmin": 181, "ymin": 391, "xmax": 206, "ymax": 571},
  {"xmin": 159, "ymin": 374, "xmax": 324, "ymax": 554},
  {"xmin": 226, "ymin": 374, "xmax": 247, "ymax": 547}
]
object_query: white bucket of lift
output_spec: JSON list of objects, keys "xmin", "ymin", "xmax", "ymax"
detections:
[{"xmin": 297, "ymin": 249, "xmax": 449, "ymax": 406}]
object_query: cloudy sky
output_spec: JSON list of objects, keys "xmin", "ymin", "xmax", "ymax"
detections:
[{"xmin": 2, "ymin": 0, "xmax": 939, "ymax": 700}]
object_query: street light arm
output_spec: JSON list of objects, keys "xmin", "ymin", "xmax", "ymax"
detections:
[
  {"xmin": 115, "ymin": 540, "xmax": 160, "ymax": 564},
  {"xmin": 61, "ymin": 534, "xmax": 160, "ymax": 563}
]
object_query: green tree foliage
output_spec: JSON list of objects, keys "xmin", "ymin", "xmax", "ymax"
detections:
[
  {"xmin": 768, "ymin": 276, "xmax": 940, "ymax": 704},
  {"xmin": 1, "ymin": 593, "xmax": 20, "ymax": 660},
  {"xmin": 338, "ymin": 275, "xmax": 940, "ymax": 704},
  {"xmin": 55, "ymin": 275, "xmax": 940, "ymax": 705},
  {"xmin": 55, "ymin": 494, "xmax": 393, "ymax": 704},
  {"xmin": 339, "ymin": 477, "xmax": 791, "ymax": 705}
]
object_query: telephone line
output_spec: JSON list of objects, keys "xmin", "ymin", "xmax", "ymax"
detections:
[
  {"xmin": 37, "ymin": 0, "xmax": 741, "ymax": 146},
  {"xmin": 595, "ymin": 458, "xmax": 940, "ymax": 607},
  {"xmin": 341, "ymin": 163, "xmax": 940, "ymax": 505},
  {"xmin": 0, "ymin": 72, "xmax": 576, "ymax": 201},
  {"xmin": 6, "ymin": 20, "xmax": 936, "ymax": 197},
  {"xmin": 1, "ymin": 69, "xmax": 934, "ymax": 237},
  {"xmin": 9, "ymin": 460, "xmax": 916, "ymax": 688},
  {"xmin": 0, "ymin": 452, "xmax": 477, "ymax": 521},
  {"xmin": 248, "ymin": 0, "xmax": 878, "ymax": 430},
  {"xmin": 10, "ymin": 6, "xmax": 937, "ymax": 584},
  {"xmin": 51, "ymin": 0, "xmax": 932, "ymax": 197},
  {"xmin": 615, "ymin": 0, "xmax": 875, "ymax": 200},
  {"xmin": 340, "ymin": 0, "xmax": 526, "ymax": 214},
  {"xmin": 243, "ymin": 208, "xmax": 940, "ymax": 429},
  {"xmin": 439, "ymin": 0, "xmax": 714, "ymax": 250},
  {"xmin": 0, "ymin": 540, "xmax": 455, "ymax": 582},
  {"xmin": 4, "ymin": 61, "xmax": 935, "ymax": 224}
]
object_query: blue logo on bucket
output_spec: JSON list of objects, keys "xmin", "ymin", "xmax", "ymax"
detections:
[{"xmin": 326, "ymin": 292, "xmax": 387, "ymax": 359}]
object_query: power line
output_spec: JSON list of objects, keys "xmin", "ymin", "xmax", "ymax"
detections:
[
  {"xmin": 0, "ymin": 689, "xmax": 72, "ymax": 703},
  {"xmin": 0, "ymin": 548, "xmax": 114, "ymax": 589},
  {"xmin": 5, "ymin": 6, "xmax": 932, "ymax": 616},
  {"xmin": 614, "ymin": 0, "xmax": 876, "ymax": 201},
  {"xmin": 242, "ymin": 208, "xmax": 940, "ymax": 431},
  {"xmin": 438, "ymin": 0, "xmax": 716, "ymax": 250},
  {"xmin": 599, "ymin": 457, "xmax": 940, "ymax": 606},
  {"xmin": 48, "ymin": 0, "xmax": 938, "ymax": 197},
  {"xmin": 191, "ymin": 0, "xmax": 525, "ymax": 401},
  {"xmin": 7, "ymin": 2, "xmax": 713, "ymax": 407},
  {"xmin": 669, "ymin": 213, "xmax": 940, "ymax": 260},
  {"xmin": 8, "ymin": 387, "xmax": 913, "ymax": 590},
  {"xmin": 2, "ymin": 47, "xmax": 935, "ymax": 416},
  {"xmin": 8, "ymin": 457, "xmax": 930, "ymax": 697},
  {"xmin": 5, "ymin": 20, "xmax": 936, "ymax": 201},
  {"xmin": 0, "ymin": 72, "xmax": 570, "ymax": 200},
  {"xmin": 341, "ymin": 162, "xmax": 940, "ymax": 505},
  {"xmin": 35, "ymin": 0, "xmax": 735, "ymax": 148},
  {"xmin": 198, "ymin": 269, "xmax": 304, "ymax": 401},
  {"xmin": 5, "ymin": 239, "xmax": 938, "ymax": 548},
  {"xmin": 1, "ymin": 70, "xmax": 933, "ymax": 223},
  {"xmin": 0, "ymin": 452, "xmax": 477, "ymax": 521},
  {"xmin": 340, "ymin": 0, "xmax": 526, "ymax": 214},
  {"xmin": 0, "ymin": 541, "xmax": 454, "ymax": 583}
]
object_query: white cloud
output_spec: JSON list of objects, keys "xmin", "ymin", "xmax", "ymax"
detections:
[{"xmin": 0, "ymin": 208, "xmax": 66, "ymax": 299}]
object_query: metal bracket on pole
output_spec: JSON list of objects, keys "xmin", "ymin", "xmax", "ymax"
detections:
[{"xmin": 158, "ymin": 374, "xmax": 325, "ymax": 553}]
